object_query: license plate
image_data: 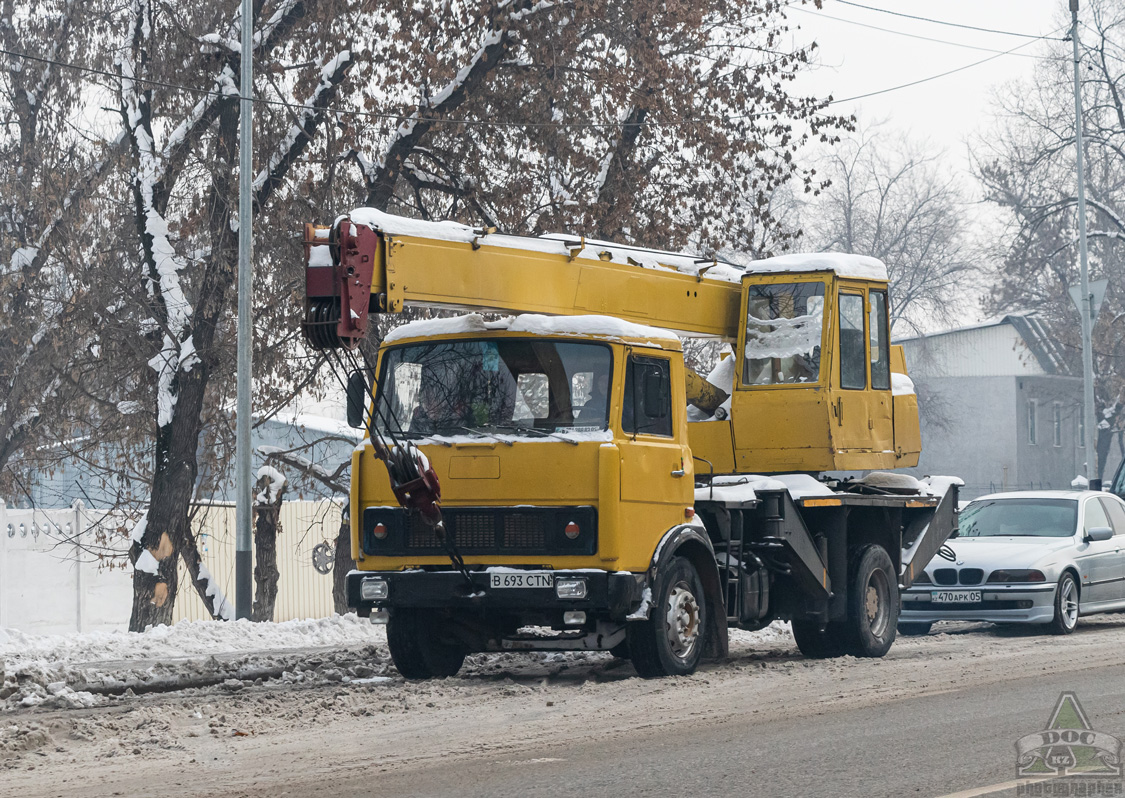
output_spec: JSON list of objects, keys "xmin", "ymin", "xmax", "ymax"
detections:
[
  {"xmin": 490, "ymin": 572, "xmax": 554, "ymax": 589},
  {"xmin": 931, "ymin": 590, "xmax": 981, "ymax": 603}
]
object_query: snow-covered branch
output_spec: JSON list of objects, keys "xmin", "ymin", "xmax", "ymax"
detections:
[
  {"xmin": 253, "ymin": 50, "xmax": 353, "ymax": 208},
  {"xmin": 259, "ymin": 444, "xmax": 349, "ymax": 495},
  {"xmin": 364, "ymin": 0, "xmax": 555, "ymax": 208}
]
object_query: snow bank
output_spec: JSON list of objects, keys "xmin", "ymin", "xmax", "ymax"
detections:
[{"xmin": 0, "ymin": 615, "xmax": 391, "ymax": 710}]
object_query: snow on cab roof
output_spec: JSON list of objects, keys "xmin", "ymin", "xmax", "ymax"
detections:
[
  {"xmin": 383, "ymin": 312, "xmax": 682, "ymax": 346},
  {"xmin": 343, "ymin": 208, "xmax": 889, "ymax": 282}
]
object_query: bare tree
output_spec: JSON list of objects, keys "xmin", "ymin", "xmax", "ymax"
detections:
[
  {"xmin": 802, "ymin": 125, "xmax": 976, "ymax": 334},
  {"xmin": 975, "ymin": 0, "xmax": 1125, "ymax": 479}
]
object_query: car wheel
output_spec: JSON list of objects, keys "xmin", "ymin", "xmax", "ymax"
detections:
[
  {"xmin": 387, "ymin": 608, "xmax": 466, "ymax": 679},
  {"xmin": 628, "ymin": 556, "xmax": 706, "ymax": 678},
  {"xmin": 897, "ymin": 622, "xmax": 932, "ymax": 636},
  {"xmin": 791, "ymin": 620, "xmax": 848, "ymax": 658},
  {"xmin": 840, "ymin": 545, "xmax": 900, "ymax": 657},
  {"xmin": 1049, "ymin": 572, "xmax": 1079, "ymax": 635}
]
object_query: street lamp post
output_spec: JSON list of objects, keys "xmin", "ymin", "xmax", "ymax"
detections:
[{"xmin": 1070, "ymin": 0, "xmax": 1100, "ymax": 489}]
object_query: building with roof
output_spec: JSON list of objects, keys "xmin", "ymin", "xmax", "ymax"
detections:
[{"xmin": 897, "ymin": 312, "xmax": 1104, "ymax": 500}]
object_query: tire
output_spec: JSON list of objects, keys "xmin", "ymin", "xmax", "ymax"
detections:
[
  {"xmin": 628, "ymin": 556, "xmax": 707, "ymax": 678},
  {"xmin": 897, "ymin": 622, "xmax": 932, "ymax": 636},
  {"xmin": 609, "ymin": 640, "xmax": 631, "ymax": 659},
  {"xmin": 839, "ymin": 545, "xmax": 900, "ymax": 657},
  {"xmin": 1049, "ymin": 572, "xmax": 1079, "ymax": 635},
  {"xmin": 387, "ymin": 609, "xmax": 466, "ymax": 679},
  {"xmin": 791, "ymin": 620, "xmax": 847, "ymax": 658}
]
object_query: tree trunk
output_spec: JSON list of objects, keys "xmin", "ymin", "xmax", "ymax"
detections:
[
  {"xmin": 332, "ymin": 509, "xmax": 354, "ymax": 616},
  {"xmin": 252, "ymin": 476, "xmax": 285, "ymax": 622}
]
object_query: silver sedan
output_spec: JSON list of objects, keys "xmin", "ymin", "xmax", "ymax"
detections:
[{"xmin": 899, "ymin": 490, "xmax": 1125, "ymax": 635}]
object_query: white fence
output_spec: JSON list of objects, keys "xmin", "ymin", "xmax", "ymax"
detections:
[
  {"xmin": 0, "ymin": 501, "xmax": 132, "ymax": 635},
  {"xmin": 0, "ymin": 499, "xmax": 343, "ymax": 634}
]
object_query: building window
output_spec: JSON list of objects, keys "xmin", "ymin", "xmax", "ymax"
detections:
[
  {"xmin": 1028, "ymin": 399, "xmax": 1038, "ymax": 446},
  {"xmin": 1053, "ymin": 403, "xmax": 1062, "ymax": 447},
  {"xmin": 1078, "ymin": 403, "xmax": 1086, "ymax": 448}
]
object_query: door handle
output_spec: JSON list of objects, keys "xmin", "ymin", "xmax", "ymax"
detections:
[{"xmin": 671, "ymin": 469, "xmax": 685, "ymax": 477}]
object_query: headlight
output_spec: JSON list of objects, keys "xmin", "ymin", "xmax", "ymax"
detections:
[
  {"xmin": 555, "ymin": 578, "xmax": 587, "ymax": 599},
  {"xmin": 987, "ymin": 569, "xmax": 1046, "ymax": 583},
  {"xmin": 360, "ymin": 577, "xmax": 389, "ymax": 600}
]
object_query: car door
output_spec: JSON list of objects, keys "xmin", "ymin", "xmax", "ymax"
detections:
[
  {"xmin": 1099, "ymin": 496, "xmax": 1125, "ymax": 604},
  {"xmin": 1077, "ymin": 497, "xmax": 1121, "ymax": 607}
]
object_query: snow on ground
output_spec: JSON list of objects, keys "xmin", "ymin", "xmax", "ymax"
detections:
[{"xmin": 0, "ymin": 614, "xmax": 794, "ymax": 713}]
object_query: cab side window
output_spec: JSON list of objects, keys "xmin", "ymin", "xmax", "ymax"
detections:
[
  {"xmin": 1085, "ymin": 498, "xmax": 1111, "ymax": 533},
  {"xmin": 622, "ymin": 356, "xmax": 673, "ymax": 437},
  {"xmin": 869, "ymin": 290, "xmax": 891, "ymax": 390},
  {"xmin": 1100, "ymin": 498, "xmax": 1125, "ymax": 535},
  {"xmin": 839, "ymin": 293, "xmax": 867, "ymax": 390}
]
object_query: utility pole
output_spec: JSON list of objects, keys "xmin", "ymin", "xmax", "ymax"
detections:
[
  {"xmin": 235, "ymin": 0, "xmax": 254, "ymax": 618},
  {"xmin": 1071, "ymin": 0, "xmax": 1100, "ymax": 489}
]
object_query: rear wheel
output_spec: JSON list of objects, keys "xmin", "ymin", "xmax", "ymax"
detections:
[
  {"xmin": 840, "ymin": 545, "xmax": 899, "ymax": 657},
  {"xmin": 1048, "ymin": 573, "xmax": 1079, "ymax": 635},
  {"xmin": 791, "ymin": 620, "xmax": 847, "ymax": 658},
  {"xmin": 897, "ymin": 622, "xmax": 932, "ymax": 636},
  {"xmin": 628, "ymin": 556, "xmax": 706, "ymax": 678},
  {"xmin": 387, "ymin": 609, "xmax": 466, "ymax": 679}
]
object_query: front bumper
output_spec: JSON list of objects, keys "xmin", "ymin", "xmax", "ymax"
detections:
[
  {"xmin": 347, "ymin": 569, "xmax": 645, "ymax": 619},
  {"xmin": 900, "ymin": 583, "xmax": 1057, "ymax": 624}
]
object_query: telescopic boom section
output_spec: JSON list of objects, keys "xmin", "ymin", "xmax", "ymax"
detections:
[{"xmin": 301, "ymin": 212, "xmax": 746, "ymax": 350}]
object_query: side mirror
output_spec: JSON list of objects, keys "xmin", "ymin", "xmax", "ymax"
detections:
[
  {"xmin": 1086, "ymin": 526, "xmax": 1114, "ymax": 542},
  {"xmin": 346, "ymin": 370, "xmax": 368, "ymax": 429},
  {"xmin": 642, "ymin": 370, "xmax": 667, "ymax": 418}
]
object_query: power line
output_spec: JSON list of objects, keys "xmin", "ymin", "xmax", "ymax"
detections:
[
  {"xmin": 729, "ymin": 27, "xmax": 1066, "ymax": 118},
  {"xmin": 790, "ymin": 5, "xmax": 1054, "ymax": 60},
  {"xmin": 835, "ymin": 0, "xmax": 1067, "ymax": 41}
]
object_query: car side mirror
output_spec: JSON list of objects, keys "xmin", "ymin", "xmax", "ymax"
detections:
[
  {"xmin": 1085, "ymin": 526, "xmax": 1114, "ymax": 542},
  {"xmin": 346, "ymin": 370, "xmax": 369, "ymax": 429}
]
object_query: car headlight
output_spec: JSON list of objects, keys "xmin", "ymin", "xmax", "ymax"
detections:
[
  {"xmin": 987, "ymin": 569, "xmax": 1046, "ymax": 583},
  {"xmin": 555, "ymin": 578, "xmax": 587, "ymax": 599},
  {"xmin": 360, "ymin": 577, "xmax": 389, "ymax": 600}
]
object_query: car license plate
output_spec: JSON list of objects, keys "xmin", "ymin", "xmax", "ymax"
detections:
[
  {"xmin": 490, "ymin": 572, "xmax": 554, "ymax": 589},
  {"xmin": 931, "ymin": 590, "xmax": 981, "ymax": 603}
]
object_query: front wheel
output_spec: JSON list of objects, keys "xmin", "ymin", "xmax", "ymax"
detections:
[
  {"xmin": 387, "ymin": 609, "xmax": 466, "ymax": 679},
  {"xmin": 1049, "ymin": 573, "xmax": 1079, "ymax": 635},
  {"xmin": 628, "ymin": 556, "xmax": 707, "ymax": 678},
  {"xmin": 791, "ymin": 620, "xmax": 847, "ymax": 658}
]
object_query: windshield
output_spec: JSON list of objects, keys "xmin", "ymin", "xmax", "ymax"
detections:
[
  {"xmin": 958, "ymin": 499, "xmax": 1078, "ymax": 538},
  {"xmin": 374, "ymin": 339, "xmax": 612, "ymax": 438},
  {"xmin": 743, "ymin": 281, "xmax": 826, "ymax": 385}
]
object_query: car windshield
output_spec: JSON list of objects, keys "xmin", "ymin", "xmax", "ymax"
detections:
[
  {"xmin": 374, "ymin": 338, "xmax": 612, "ymax": 437},
  {"xmin": 957, "ymin": 499, "xmax": 1078, "ymax": 538}
]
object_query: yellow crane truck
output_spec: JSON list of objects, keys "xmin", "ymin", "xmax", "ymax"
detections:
[{"xmin": 301, "ymin": 209, "xmax": 958, "ymax": 678}]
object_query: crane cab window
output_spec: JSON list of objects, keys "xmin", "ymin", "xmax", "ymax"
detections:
[
  {"xmin": 623, "ymin": 356, "xmax": 672, "ymax": 437},
  {"xmin": 742, "ymin": 282, "xmax": 825, "ymax": 386},
  {"xmin": 839, "ymin": 292, "xmax": 867, "ymax": 390},
  {"xmin": 869, "ymin": 290, "xmax": 890, "ymax": 390}
]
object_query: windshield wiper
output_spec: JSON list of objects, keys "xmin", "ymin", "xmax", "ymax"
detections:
[
  {"xmin": 491, "ymin": 424, "xmax": 580, "ymax": 446},
  {"xmin": 457, "ymin": 425, "xmax": 515, "ymax": 446}
]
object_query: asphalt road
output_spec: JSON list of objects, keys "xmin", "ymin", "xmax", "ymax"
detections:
[
  {"xmin": 362, "ymin": 657, "xmax": 1125, "ymax": 798},
  {"xmin": 9, "ymin": 621, "xmax": 1125, "ymax": 798}
]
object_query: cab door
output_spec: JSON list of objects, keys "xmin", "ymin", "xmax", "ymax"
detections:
[
  {"xmin": 831, "ymin": 287, "xmax": 894, "ymax": 463},
  {"xmin": 832, "ymin": 290, "xmax": 871, "ymax": 451},
  {"xmin": 617, "ymin": 353, "xmax": 692, "ymax": 561}
]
